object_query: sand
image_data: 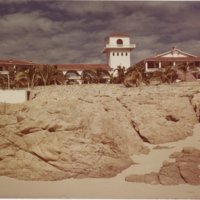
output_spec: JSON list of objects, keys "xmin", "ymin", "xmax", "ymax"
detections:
[{"xmin": 0, "ymin": 124, "xmax": 200, "ymax": 199}]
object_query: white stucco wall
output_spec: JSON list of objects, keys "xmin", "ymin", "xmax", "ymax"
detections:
[
  {"xmin": 103, "ymin": 36, "xmax": 135, "ymax": 70},
  {"xmin": 108, "ymin": 50, "xmax": 131, "ymax": 69},
  {"xmin": 0, "ymin": 90, "xmax": 28, "ymax": 103}
]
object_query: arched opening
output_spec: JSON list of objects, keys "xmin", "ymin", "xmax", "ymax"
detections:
[{"xmin": 117, "ymin": 39, "xmax": 123, "ymax": 45}]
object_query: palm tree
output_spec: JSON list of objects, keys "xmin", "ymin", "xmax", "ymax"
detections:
[
  {"xmin": 49, "ymin": 66, "xmax": 65, "ymax": 85},
  {"xmin": 96, "ymin": 69, "xmax": 111, "ymax": 83},
  {"xmin": 124, "ymin": 69, "xmax": 144, "ymax": 87},
  {"xmin": 175, "ymin": 62, "xmax": 196, "ymax": 82},
  {"xmin": 124, "ymin": 62, "xmax": 149, "ymax": 87},
  {"xmin": 0, "ymin": 73, "xmax": 9, "ymax": 89},
  {"xmin": 82, "ymin": 70, "xmax": 98, "ymax": 84},
  {"xmin": 111, "ymin": 66, "xmax": 126, "ymax": 84},
  {"xmin": 36, "ymin": 65, "xmax": 65, "ymax": 86},
  {"xmin": 14, "ymin": 71, "xmax": 29, "ymax": 88}
]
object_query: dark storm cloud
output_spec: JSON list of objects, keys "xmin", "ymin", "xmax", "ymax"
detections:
[{"xmin": 0, "ymin": 1, "xmax": 200, "ymax": 65}]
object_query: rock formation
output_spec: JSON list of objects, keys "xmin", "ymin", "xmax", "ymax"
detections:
[
  {"xmin": 0, "ymin": 82, "xmax": 200, "ymax": 181},
  {"xmin": 0, "ymin": 86, "xmax": 148, "ymax": 181},
  {"xmin": 125, "ymin": 147, "xmax": 200, "ymax": 185}
]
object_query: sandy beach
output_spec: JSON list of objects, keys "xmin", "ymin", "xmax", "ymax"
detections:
[{"xmin": 1, "ymin": 83, "xmax": 200, "ymax": 198}]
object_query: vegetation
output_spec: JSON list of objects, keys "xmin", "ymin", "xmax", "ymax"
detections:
[
  {"xmin": 0, "ymin": 74, "xmax": 9, "ymax": 89},
  {"xmin": 111, "ymin": 66, "xmax": 126, "ymax": 83},
  {"xmin": 0, "ymin": 61, "xmax": 199, "ymax": 89},
  {"xmin": 123, "ymin": 62, "xmax": 198, "ymax": 87},
  {"xmin": 82, "ymin": 69, "xmax": 111, "ymax": 84}
]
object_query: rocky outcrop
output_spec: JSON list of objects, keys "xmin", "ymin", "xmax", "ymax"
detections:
[
  {"xmin": 191, "ymin": 93, "xmax": 200, "ymax": 122},
  {"xmin": 158, "ymin": 161, "xmax": 186, "ymax": 185},
  {"xmin": 0, "ymin": 86, "xmax": 147, "ymax": 181},
  {"xmin": 119, "ymin": 95, "xmax": 198, "ymax": 144},
  {"xmin": 0, "ymin": 83, "xmax": 200, "ymax": 181},
  {"xmin": 125, "ymin": 147, "xmax": 200, "ymax": 185}
]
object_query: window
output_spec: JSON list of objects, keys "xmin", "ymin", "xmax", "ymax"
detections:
[
  {"xmin": 126, "ymin": 52, "xmax": 128, "ymax": 56},
  {"xmin": 147, "ymin": 62, "xmax": 160, "ymax": 69},
  {"xmin": 117, "ymin": 53, "xmax": 119, "ymax": 56},
  {"xmin": 121, "ymin": 52, "xmax": 123, "ymax": 56},
  {"xmin": 113, "ymin": 52, "xmax": 115, "ymax": 56},
  {"xmin": 117, "ymin": 39, "xmax": 123, "ymax": 45}
]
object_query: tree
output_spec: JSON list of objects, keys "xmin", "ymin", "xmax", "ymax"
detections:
[
  {"xmin": 82, "ymin": 70, "xmax": 99, "ymax": 84},
  {"xmin": 36, "ymin": 65, "xmax": 65, "ymax": 86},
  {"xmin": 14, "ymin": 71, "xmax": 29, "ymax": 88},
  {"xmin": 0, "ymin": 74, "xmax": 9, "ymax": 89},
  {"xmin": 111, "ymin": 66, "xmax": 126, "ymax": 83},
  {"xmin": 123, "ymin": 62, "xmax": 178, "ymax": 87},
  {"xmin": 124, "ymin": 69, "xmax": 144, "ymax": 87},
  {"xmin": 96, "ymin": 69, "xmax": 111, "ymax": 83}
]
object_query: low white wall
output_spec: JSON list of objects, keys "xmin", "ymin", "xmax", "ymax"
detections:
[{"xmin": 0, "ymin": 90, "xmax": 28, "ymax": 103}]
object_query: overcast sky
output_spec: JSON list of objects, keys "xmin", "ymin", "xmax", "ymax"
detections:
[{"xmin": 0, "ymin": 1, "xmax": 200, "ymax": 65}]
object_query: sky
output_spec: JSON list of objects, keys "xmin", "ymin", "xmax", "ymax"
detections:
[{"xmin": 0, "ymin": 1, "xmax": 200, "ymax": 65}]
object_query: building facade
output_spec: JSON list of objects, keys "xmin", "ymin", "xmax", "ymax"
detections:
[
  {"xmin": 102, "ymin": 33, "xmax": 136, "ymax": 70},
  {"xmin": 142, "ymin": 47, "xmax": 200, "ymax": 74}
]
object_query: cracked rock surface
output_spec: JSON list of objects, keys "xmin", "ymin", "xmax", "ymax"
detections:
[{"xmin": 0, "ymin": 82, "xmax": 200, "ymax": 181}]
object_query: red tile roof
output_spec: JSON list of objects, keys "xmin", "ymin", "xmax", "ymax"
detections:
[
  {"xmin": 109, "ymin": 33, "xmax": 129, "ymax": 37},
  {"xmin": 0, "ymin": 59, "xmax": 34, "ymax": 66},
  {"xmin": 144, "ymin": 56, "xmax": 200, "ymax": 62},
  {"xmin": 57, "ymin": 64, "xmax": 111, "ymax": 71},
  {"xmin": 105, "ymin": 33, "xmax": 129, "ymax": 41}
]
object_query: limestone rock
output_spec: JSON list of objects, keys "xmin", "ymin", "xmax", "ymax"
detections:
[
  {"xmin": 0, "ymin": 115, "xmax": 17, "ymax": 128},
  {"xmin": 125, "ymin": 172, "xmax": 160, "ymax": 184},
  {"xmin": 16, "ymin": 112, "xmax": 26, "ymax": 122},
  {"xmin": 0, "ymin": 84, "xmax": 200, "ymax": 181},
  {"xmin": 0, "ymin": 86, "xmax": 148, "ymax": 181},
  {"xmin": 126, "ymin": 147, "xmax": 200, "ymax": 185},
  {"xmin": 144, "ymin": 172, "xmax": 160, "ymax": 185},
  {"xmin": 178, "ymin": 162, "xmax": 200, "ymax": 185},
  {"xmin": 125, "ymin": 174, "xmax": 145, "ymax": 183},
  {"xmin": 158, "ymin": 163, "xmax": 185, "ymax": 185},
  {"xmin": 191, "ymin": 93, "xmax": 200, "ymax": 121},
  {"xmin": 120, "ymin": 95, "xmax": 198, "ymax": 144}
]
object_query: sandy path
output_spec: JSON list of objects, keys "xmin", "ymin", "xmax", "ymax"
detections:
[{"xmin": 0, "ymin": 124, "xmax": 200, "ymax": 199}]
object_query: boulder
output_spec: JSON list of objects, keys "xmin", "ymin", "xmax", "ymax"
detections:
[
  {"xmin": 144, "ymin": 172, "xmax": 160, "ymax": 185},
  {"xmin": 126, "ymin": 147, "xmax": 200, "ymax": 185},
  {"xmin": 125, "ymin": 174, "xmax": 145, "ymax": 183},
  {"xmin": 125, "ymin": 172, "xmax": 160, "ymax": 184},
  {"xmin": 158, "ymin": 162, "xmax": 185, "ymax": 185},
  {"xmin": 178, "ymin": 162, "xmax": 200, "ymax": 185}
]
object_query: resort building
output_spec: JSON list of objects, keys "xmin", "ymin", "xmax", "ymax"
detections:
[
  {"xmin": 0, "ymin": 33, "xmax": 135, "ymax": 76},
  {"xmin": 0, "ymin": 59, "xmax": 34, "ymax": 72},
  {"xmin": 1, "ymin": 36, "xmax": 200, "ymax": 80},
  {"xmin": 57, "ymin": 33, "xmax": 135, "ymax": 74},
  {"xmin": 102, "ymin": 33, "xmax": 136, "ymax": 70},
  {"xmin": 141, "ymin": 47, "xmax": 200, "ymax": 75}
]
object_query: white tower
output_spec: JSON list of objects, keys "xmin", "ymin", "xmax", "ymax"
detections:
[{"xmin": 102, "ymin": 33, "xmax": 136, "ymax": 70}]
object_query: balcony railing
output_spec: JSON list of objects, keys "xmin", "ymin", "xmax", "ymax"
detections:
[{"xmin": 105, "ymin": 44, "xmax": 136, "ymax": 49}]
